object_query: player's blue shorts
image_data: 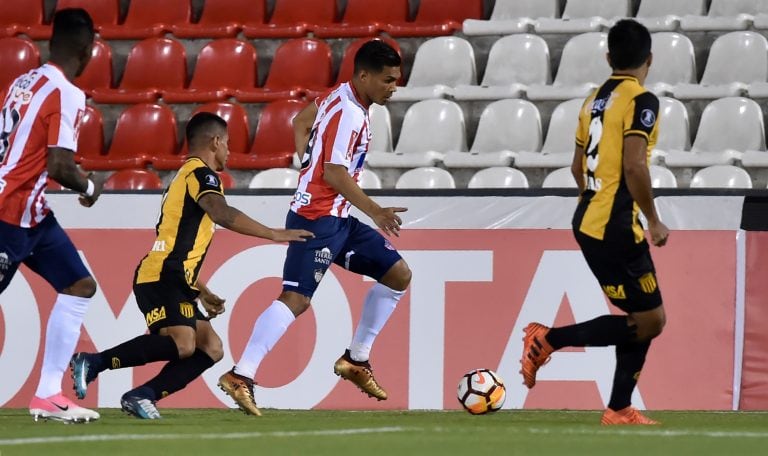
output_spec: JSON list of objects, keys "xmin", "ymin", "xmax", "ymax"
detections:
[
  {"xmin": 0, "ymin": 214, "xmax": 91, "ymax": 294},
  {"xmin": 282, "ymin": 211, "xmax": 402, "ymax": 297}
]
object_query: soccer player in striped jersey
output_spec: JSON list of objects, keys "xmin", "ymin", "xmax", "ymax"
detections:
[
  {"xmin": 218, "ymin": 40, "xmax": 411, "ymax": 415},
  {"xmin": 0, "ymin": 9, "xmax": 102, "ymax": 423}
]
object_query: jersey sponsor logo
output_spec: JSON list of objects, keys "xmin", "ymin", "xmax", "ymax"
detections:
[
  {"xmin": 640, "ymin": 109, "xmax": 656, "ymax": 128},
  {"xmin": 314, "ymin": 247, "xmax": 333, "ymax": 265},
  {"xmin": 602, "ymin": 284, "xmax": 626, "ymax": 299},
  {"xmin": 11, "ymin": 87, "xmax": 34, "ymax": 105},
  {"xmin": 205, "ymin": 174, "xmax": 219, "ymax": 187},
  {"xmin": 346, "ymin": 130, "xmax": 359, "ymax": 161},
  {"xmin": 292, "ymin": 191, "xmax": 312, "ymax": 207},
  {"xmin": 0, "ymin": 107, "xmax": 21, "ymax": 164},
  {"xmin": 639, "ymin": 272, "xmax": 657, "ymax": 294},
  {"xmin": 145, "ymin": 306, "xmax": 167, "ymax": 326}
]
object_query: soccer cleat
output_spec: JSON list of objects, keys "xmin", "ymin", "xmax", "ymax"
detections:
[
  {"xmin": 29, "ymin": 393, "xmax": 100, "ymax": 423},
  {"xmin": 519, "ymin": 322, "xmax": 554, "ymax": 389},
  {"xmin": 218, "ymin": 369, "xmax": 262, "ymax": 416},
  {"xmin": 121, "ymin": 392, "xmax": 161, "ymax": 420},
  {"xmin": 70, "ymin": 352, "xmax": 101, "ymax": 400},
  {"xmin": 333, "ymin": 350, "xmax": 388, "ymax": 401},
  {"xmin": 601, "ymin": 406, "xmax": 660, "ymax": 425}
]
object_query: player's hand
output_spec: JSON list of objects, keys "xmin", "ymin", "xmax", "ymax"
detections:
[
  {"xmin": 373, "ymin": 207, "xmax": 407, "ymax": 237},
  {"xmin": 271, "ymin": 229, "xmax": 314, "ymax": 243},
  {"xmin": 199, "ymin": 289, "xmax": 225, "ymax": 319},
  {"xmin": 78, "ymin": 172, "xmax": 106, "ymax": 208},
  {"xmin": 648, "ymin": 219, "xmax": 669, "ymax": 247}
]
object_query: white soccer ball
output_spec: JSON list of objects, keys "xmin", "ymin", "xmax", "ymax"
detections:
[{"xmin": 457, "ymin": 368, "xmax": 506, "ymax": 415}]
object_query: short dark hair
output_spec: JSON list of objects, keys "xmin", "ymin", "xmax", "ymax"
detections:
[
  {"xmin": 50, "ymin": 9, "xmax": 94, "ymax": 58},
  {"xmin": 186, "ymin": 112, "xmax": 227, "ymax": 149},
  {"xmin": 353, "ymin": 40, "xmax": 401, "ymax": 75},
  {"xmin": 608, "ymin": 19, "xmax": 652, "ymax": 70}
]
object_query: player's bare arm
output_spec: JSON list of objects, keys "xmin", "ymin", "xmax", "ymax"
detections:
[
  {"xmin": 197, "ymin": 192, "xmax": 313, "ymax": 242},
  {"xmin": 196, "ymin": 280, "xmax": 225, "ymax": 319},
  {"xmin": 293, "ymin": 102, "xmax": 318, "ymax": 164},
  {"xmin": 623, "ymin": 135, "xmax": 669, "ymax": 247},
  {"xmin": 323, "ymin": 163, "xmax": 407, "ymax": 237},
  {"xmin": 571, "ymin": 145, "xmax": 586, "ymax": 194},
  {"xmin": 47, "ymin": 147, "xmax": 105, "ymax": 207}
]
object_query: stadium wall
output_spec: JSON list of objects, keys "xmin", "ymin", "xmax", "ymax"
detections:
[{"xmin": 0, "ymin": 193, "xmax": 765, "ymax": 411}]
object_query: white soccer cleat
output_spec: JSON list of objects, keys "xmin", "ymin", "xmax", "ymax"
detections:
[{"xmin": 29, "ymin": 393, "xmax": 100, "ymax": 423}]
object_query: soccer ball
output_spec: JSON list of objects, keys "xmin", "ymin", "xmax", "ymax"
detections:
[{"xmin": 457, "ymin": 368, "xmax": 506, "ymax": 415}]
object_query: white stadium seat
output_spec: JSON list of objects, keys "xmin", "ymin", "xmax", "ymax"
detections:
[
  {"xmin": 463, "ymin": 0, "xmax": 559, "ymax": 35},
  {"xmin": 535, "ymin": 0, "xmax": 630, "ymax": 34},
  {"xmin": 515, "ymin": 98, "xmax": 582, "ymax": 168},
  {"xmin": 395, "ymin": 167, "xmax": 456, "ymax": 189},
  {"xmin": 681, "ymin": 0, "xmax": 768, "ymax": 31},
  {"xmin": 542, "ymin": 167, "xmax": 578, "ymax": 188},
  {"xmin": 650, "ymin": 165, "xmax": 678, "ymax": 188},
  {"xmin": 467, "ymin": 167, "xmax": 529, "ymax": 189},
  {"xmin": 248, "ymin": 168, "xmax": 299, "ymax": 189},
  {"xmin": 443, "ymin": 99, "xmax": 541, "ymax": 168},
  {"xmin": 635, "ymin": 0, "xmax": 707, "ymax": 31},
  {"xmin": 646, "ymin": 33, "xmax": 696, "ymax": 95},
  {"xmin": 367, "ymin": 103, "xmax": 392, "ymax": 155},
  {"xmin": 652, "ymin": 97, "xmax": 691, "ymax": 164},
  {"xmin": 358, "ymin": 169, "xmax": 382, "ymax": 189},
  {"xmin": 690, "ymin": 165, "xmax": 753, "ymax": 189}
]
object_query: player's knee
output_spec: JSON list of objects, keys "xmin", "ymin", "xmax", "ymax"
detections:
[
  {"xmin": 635, "ymin": 309, "xmax": 666, "ymax": 341},
  {"xmin": 278, "ymin": 291, "xmax": 311, "ymax": 316},
  {"xmin": 382, "ymin": 260, "xmax": 411, "ymax": 291},
  {"xmin": 202, "ymin": 334, "xmax": 224, "ymax": 363},
  {"xmin": 64, "ymin": 276, "xmax": 97, "ymax": 298},
  {"xmin": 174, "ymin": 336, "xmax": 197, "ymax": 359}
]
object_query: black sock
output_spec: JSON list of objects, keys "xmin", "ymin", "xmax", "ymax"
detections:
[
  {"xmin": 545, "ymin": 315, "xmax": 635, "ymax": 349},
  {"xmin": 99, "ymin": 334, "xmax": 179, "ymax": 370},
  {"xmin": 608, "ymin": 340, "xmax": 651, "ymax": 411},
  {"xmin": 142, "ymin": 349, "xmax": 216, "ymax": 400}
]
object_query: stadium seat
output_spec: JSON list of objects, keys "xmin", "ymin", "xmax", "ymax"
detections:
[
  {"xmin": 81, "ymin": 104, "xmax": 177, "ymax": 171},
  {"xmin": 218, "ymin": 170, "xmax": 236, "ymax": 189},
  {"xmin": 453, "ymin": 34, "xmax": 550, "ymax": 100},
  {"xmin": 358, "ymin": 169, "xmax": 382, "ymax": 189},
  {"xmin": 99, "ymin": 0, "xmax": 190, "ymax": 39},
  {"xmin": 152, "ymin": 102, "xmax": 250, "ymax": 171},
  {"xmin": 515, "ymin": 98, "xmax": 583, "ymax": 168},
  {"xmin": 649, "ymin": 165, "xmax": 678, "ymax": 188},
  {"xmin": 674, "ymin": 32, "xmax": 768, "ymax": 99},
  {"xmin": 391, "ymin": 37, "xmax": 476, "ymax": 101},
  {"xmin": 467, "ymin": 167, "xmax": 529, "ymax": 189},
  {"xmin": 690, "ymin": 165, "xmax": 753, "ymax": 189},
  {"xmin": 335, "ymin": 37, "xmax": 402, "ymax": 85},
  {"xmin": 243, "ymin": 0, "xmax": 337, "ymax": 38},
  {"xmin": 387, "ymin": 0, "xmax": 483, "ymax": 37},
  {"xmin": 542, "ymin": 167, "xmax": 578, "ymax": 188},
  {"xmin": 56, "ymin": 0, "xmax": 120, "ymax": 32},
  {"xmin": 235, "ymin": 38, "xmax": 332, "ymax": 102},
  {"xmin": 73, "ymin": 106, "xmax": 105, "ymax": 165},
  {"xmin": 395, "ymin": 167, "xmax": 456, "ymax": 189},
  {"xmin": 681, "ymin": 0, "xmax": 768, "ymax": 31},
  {"xmin": 666, "ymin": 97, "xmax": 764, "ymax": 167},
  {"xmin": 444, "ymin": 99, "xmax": 541, "ymax": 168},
  {"xmin": 367, "ymin": 100, "xmax": 466, "ymax": 168},
  {"xmin": 0, "ymin": 0, "xmax": 50, "ymax": 39},
  {"xmin": 635, "ymin": 0, "xmax": 706, "ymax": 32},
  {"xmin": 368, "ymin": 103, "xmax": 393, "ymax": 154},
  {"xmin": 527, "ymin": 33, "xmax": 610, "ymax": 100},
  {"xmin": 535, "ymin": 0, "xmax": 630, "ymax": 33},
  {"xmin": 0, "ymin": 38, "xmax": 40, "ymax": 91},
  {"xmin": 653, "ymin": 97, "xmax": 690, "ymax": 164},
  {"xmin": 92, "ymin": 38, "xmax": 187, "ymax": 104},
  {"xmin": 228, "ymin": 100, "xmax": 306, "ymax": 170},
  {"xmin": 104, "ymin": 169, "xmax": 163, "ymax": 190},
  {"xmin": 645, "ymin": 33, "xmax": 696, "ymax": 96},
  {"xmin": 248, "ymin": 168, "xmax": 300, "ymax": 189},
  {"xmin": 164, "ymin": 39, "xmax": 257, "ymax": 103},
  {"xmin": 463, "ymin": 0, "xmax": 559, "ymax": 35},
  {"xmin": 315, "ymin": 0, "xmax": 409, "ymax": 38},
  {"xmin": 172, "ymin": 0, "xmax": 266, "ymax": 38},
  {"xmin": 73, "ymin": 39, "xmax": 113, "ymax": 96}
]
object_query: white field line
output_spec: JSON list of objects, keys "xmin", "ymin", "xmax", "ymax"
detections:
[{"xmin": 524, "ymin": 427, "xmax": 768, "ymax": 439}]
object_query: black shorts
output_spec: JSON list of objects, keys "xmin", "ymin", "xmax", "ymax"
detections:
[
  {"xmin": 574, "ymin": 230, "xmax": 662, "ymax": 313},
  {"xmin": 133, "ymin": 277, "xmax": 205, "ymax": 334}
]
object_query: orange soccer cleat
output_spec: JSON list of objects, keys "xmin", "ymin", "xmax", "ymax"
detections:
[
  {"xmin": 601, "ymin": 406, "xmax": 660, "ymax": 425},
  {"xmin": 519, "ymin": 322, "xmax": 554, "ymax": 389}
]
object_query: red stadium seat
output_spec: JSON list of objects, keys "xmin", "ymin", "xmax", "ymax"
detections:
[
  {"xmin": 81, "ymin": 104, "xmax": 177, "ymax": 171},
  {"xmin": 56, "ymin": 0, "xmax": 120, "ymax": 31},
  {"xmin": 228, "ymin": 100, "xmax": 306, "ymax": 170},
  {"xmin": 0, "ymin": 0, "xmax": 50, "ymax": 39},
  {"xmin": 0, "ymin": 38, "xmax": 40, "ymax": 90},
  {"xmin": 163, "ymin": 39, "xmax": 257, "ymax": 103},
  {"xmin": 235, "ymin": 38, "xmax": 332, "ymax": 102},
  {"xmin": 152, "ymin": 102, "xmax": 250, "ymax": 170},
  {"xmin": 315, "ymin": 0, "xmax": 409, "ymax": 38},
  {"xmin": 104, "ymin": 169, "xmax": 163, "ymax": 190},
  {"xmin": 386, "ymin": 0, "xmax": 484, "ymax": 36},
  {"xmin": 73, "ymin": 106, "xmax": 105, "ymax": 164},
  {"xmin": 335, "ymin": 37, "xmax": 402, "ymax": 85},
  {"xmin": 173, "ymin": 0, "xmax": 266, "ymax": 38},
  {"xmin": 219, "ymin": 170, "xmax": 236, "ymax": 189},
  {"xmin": 92, "ymin": 38, "xmax": 187, "ymax": 104},
  {"xmin": 99, "ymin": 0, "xmax": 190, "ymax": 39},
  {"xmin": 243, "ymin": 0, "xmax": 337, "ymax": 38},
  {"xmin": 73, "ymin": 39, "xmax": 113, "ymax": 96}
]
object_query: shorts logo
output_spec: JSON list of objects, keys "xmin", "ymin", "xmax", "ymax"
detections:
[
  {"xmin": 0, "ymin": 252, "xmax": 10, "ymax": 270},
  {"xmin": 639, "ymin": 272, "xmax": 657, "ymax": 294},
  {"xmin": 602, "ymin": 284, "xmax": 626, "ymax": 299},
  {"xmin": 640, "ymin": 109, "xmax": 656, "ymax": 128},
  {"xmin": 205, "ymin": 174, "xmax": 219, "ymax": 187},
  {"xmin": 314, "ymin": 247, "xmax": 333, "ymax": 265},
  {"xmin": 145, "ymin": 306, "xmax": 167, "ymax": 326},
  {"xmin": 111, "ymin": 357, "xmax": 121, "ymax": 369},
  {"xmin": 384, "ymin": 240, "xmax": 395, "ymax": 251},
  {"xmin": 314, "ymin": 269, "xmax": 324, "ymax": 283},
  {"xmin": 179, "ymin": 302, "xmax": 195, "ymax": 319}
]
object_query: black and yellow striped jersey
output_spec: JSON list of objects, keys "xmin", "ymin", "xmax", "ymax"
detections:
[
  {"xmin": 572, "ymin": 75, "xmax": 660, "ymax": 244},
  {"xmin": 135, "ymin": 157, "xmax": 224, "ymax": 288}
]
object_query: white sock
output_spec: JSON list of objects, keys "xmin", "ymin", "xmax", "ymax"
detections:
[
  {"xmin": 234, "ymin": 300, "xmax": 295, "ymax": 380},
  {"xmin": 35, "ymin": 294, "xmax": 90, "ymax": 398},
  {"xmin": 349, "ymin": 283, "xmax": 405, "ymax": 362}
]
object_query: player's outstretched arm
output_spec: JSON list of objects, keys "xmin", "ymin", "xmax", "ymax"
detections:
[
  {"xmin": 623, "ymin": 135, "xmax": 669, "ymax": 247},
  {"xmin": 324, "ymin": 163, "xmax": 407, "ymax": 237},
  {"xmin": 47, "ymin": 147, "xmax": 105, "ymax": 207},
  {"xmin": 197, "ymin": 193, "xmax": 313, "ymax": 242}
]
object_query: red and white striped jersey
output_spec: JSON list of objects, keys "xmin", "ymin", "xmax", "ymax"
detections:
[
  {"xmin": 0, "ymin": 63, "xmax": 85, "ymax": 228},
  {"xmin": 290, "ymin": 82, "xmax": 371, "ymax": 220}
]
